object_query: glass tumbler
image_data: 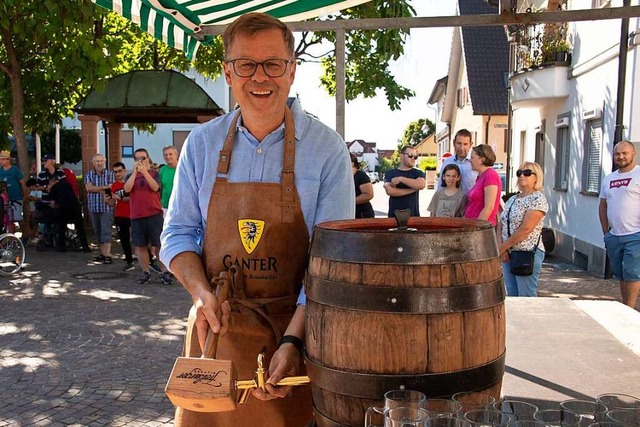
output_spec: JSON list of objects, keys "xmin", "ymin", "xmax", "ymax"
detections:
[
  {"xmin": 560, "ymin": 399, "xmax": 599, "ymax": 427},
  {"xmin": 494, "ymin": 400, "xmax": 539, "ymax": 421}
]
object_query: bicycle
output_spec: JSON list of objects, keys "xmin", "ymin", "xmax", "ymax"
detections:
[{"xmin": 0, "ymin": 231, "xmax": 25, "ymax": 276}]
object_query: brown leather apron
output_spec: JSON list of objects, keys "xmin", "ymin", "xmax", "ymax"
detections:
[{"xmin": 175, "ymin": 108, "xmax": 313, "ymax": 427}]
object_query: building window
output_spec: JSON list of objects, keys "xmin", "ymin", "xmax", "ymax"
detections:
[
  {"xmin": 592, "ymin": 0, "xmax": 610, "ymax": 8},
  {"xmin": 582, "ymin": 118, "xmax": 603, "ymax": 194},
  {"xmin": 121, "ymin": 130, "xmax": 134, "ymax": 158},
  {"xmin": 456, "ymin": 87, "xmax": 469, "ymax": 108},
  {"xmin": 554, "ymin": 118, "xmax": 570, "ymax": 191}
]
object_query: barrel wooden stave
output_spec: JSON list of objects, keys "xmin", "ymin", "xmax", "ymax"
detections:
[{"xmin": 305, "ymin": 219, "xmax": 506, "ymax": 427}]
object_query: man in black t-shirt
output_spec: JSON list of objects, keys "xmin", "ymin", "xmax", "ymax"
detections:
[{"xmin": 383, "ymin": 146, "xmax": 426, "ymax": 217}]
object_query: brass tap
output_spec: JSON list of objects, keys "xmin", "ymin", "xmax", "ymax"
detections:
[{"xmin": 234, "ymin": 349, "xmax": 311, "ymax": 404}]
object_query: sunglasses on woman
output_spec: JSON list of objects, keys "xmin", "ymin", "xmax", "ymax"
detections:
[{"xmin": 516, "ymin": 169, "xmax": 536, "ymax": 177}]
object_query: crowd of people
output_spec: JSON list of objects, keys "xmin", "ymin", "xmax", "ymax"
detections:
[
  {"xmin": 353, "ymin": 129, "xmax": 550, "ymax": 298},
  {"xmin": 0, "ymin": 146, "xmax": 180, "ymax": 286}
]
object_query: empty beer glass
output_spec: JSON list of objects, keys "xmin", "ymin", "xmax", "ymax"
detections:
[
  {"xmin": 606, "ymin": 408, "xmax": 640, "ymax": 426},
  {"xmin": 427, "ymin": 416, "xmax": 473, "ymax": 427},
  {"xmin": 366, "ymin": 389, "xmax": 427, "ymax": 427},
  {"xmin": 424, "ymin": 399, "xmax": 463, "ymax": 418},
  {"xmin": 385, "ymin": 407, "xmax": 430, "ymax": 427},
  {"xmin": 560, "ymin": 399, "xmax": 599, "ymax": 427},
  {"xmin": 464, "ymin": 409, "xmax": 514, "ymax": 427},
  {"xmin": 534, "ymin": 409, "xmax": 582, "ymax": 427},
  {"xmin": 596, "ymin": 394, "xmax": 640, "ymax": 422},
  {"xmin": 452, "ymin": 392, "xmax": 497, "ymax": 413},
  {"xmin": 494, "ymin": 400, "xmax": 539, "ymax": 421}
]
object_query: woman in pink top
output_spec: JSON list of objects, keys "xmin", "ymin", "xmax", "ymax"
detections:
[{"xmin": 464, "ymin": 144, "xmax": 502, "ymax": 226}]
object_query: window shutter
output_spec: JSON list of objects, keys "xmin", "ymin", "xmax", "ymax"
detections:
[{"xmin": 585, "ymin": 119, "xmax": 603, "ymax": 193}]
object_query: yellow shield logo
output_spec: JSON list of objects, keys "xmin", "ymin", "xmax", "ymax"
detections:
[{"xmin": 238, "ymin": 219, "xmax": 265, "ymax": 254}]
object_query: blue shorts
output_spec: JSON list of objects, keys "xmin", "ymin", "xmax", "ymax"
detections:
[
  {"xmin": 604, "ymin": 230, "xmax": 640, "ymax": 281},
  {"xmin": 131, "ymin": 214, "xmax": 163, "ymax": 247},
  {"xmin": 89, "ymin": 211, "xmax": 113, "ymax": 244}
]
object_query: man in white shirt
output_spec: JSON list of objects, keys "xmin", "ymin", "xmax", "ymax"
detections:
[
  {"xmin": 438, "ymin": 129, "xmax": 478, "ymax": 194},
  {"xmin": 599, "ymin": 141, "xmax": 640, "ymax": 308}
]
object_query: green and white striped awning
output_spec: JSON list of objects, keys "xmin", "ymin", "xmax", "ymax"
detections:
[{"xmin": 92, "ymin": 0, "xmax": 371, "ymax": 59}]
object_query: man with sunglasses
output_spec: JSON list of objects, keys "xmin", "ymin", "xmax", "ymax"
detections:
[
  {"xmin": 159, "ymin": 12, "xmax": 353, "ymax": 426},
  {"xmin": 599, "ymin": 141, "xmax": 640, "ymax": 308},
  {"xmin": 125, "ymin": 149, "xmax": 172, "ymax": 285},
  {"xmin": 384, "ymin": 146, "xmax": 426, "ymax": 217}
]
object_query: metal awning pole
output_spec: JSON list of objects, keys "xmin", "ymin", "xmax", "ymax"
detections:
[{"xmin": 335, "ymin": 28, "xmax": 346, "ymax": 139}]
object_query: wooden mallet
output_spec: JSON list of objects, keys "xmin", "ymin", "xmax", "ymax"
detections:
[
  {"xmin": 165, "ymin": 274, "xmax": 310, "ymax": 413},
  {"xmin": 165, "ymin": 273, "xmax": 238, "ymax": 412}
]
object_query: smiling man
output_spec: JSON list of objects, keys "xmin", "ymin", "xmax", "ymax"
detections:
[{"xmin": 160, "ymin": 12, "xmax": 354, "ymax": 427}]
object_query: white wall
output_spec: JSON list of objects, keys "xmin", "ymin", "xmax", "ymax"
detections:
[{"xmin": 511, "ymin": 4, "xmax": 640, "ymax": 272}]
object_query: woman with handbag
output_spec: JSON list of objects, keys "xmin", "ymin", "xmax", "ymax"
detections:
[{"xmin": 497, "ymin": 161, "xmax": 549, "ymax": 296}]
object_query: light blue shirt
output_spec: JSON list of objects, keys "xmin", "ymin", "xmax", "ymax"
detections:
[
  {"xmin": 438, "ymin": 154, "xmax": 478, "ymax": 194},
  {"xmin": 160, "ymin": 98, "xmax": 355, "ymax": 305}
]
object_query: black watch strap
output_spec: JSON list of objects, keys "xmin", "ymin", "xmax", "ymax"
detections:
[{"xmin": 278, "ymin": 335, "xmax": 304, "ymax": 353}]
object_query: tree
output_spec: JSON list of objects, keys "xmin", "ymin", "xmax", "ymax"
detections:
[
  {"xmin": 399, "ymin": 118, "xmax": 435, "ymax": 149},
  {"xmin": 0, "ymin": 0, "xmax": 116, "ymax": 174},
  {"xmin": 2, "ymin": 0, "xmax": 416, "ymax": 177},
  {"xmin": 0, "ymin": 2, "xmax": 224, "ymax": 176},
  {"xmin": 296, "ymin": 0, "xmax": 416, "ymax": 110}
]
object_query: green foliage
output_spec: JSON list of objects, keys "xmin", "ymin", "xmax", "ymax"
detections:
[
  {"xmin": 418, "ymin": 156, "xmax": 437, "ymax": 171},
  {"xmin": 302, "ymin": 0, "xmax": 416, "ymax": 110},
  {"xmin": 0, "ymin": 2, "xmax": 225, "ymax": 174},
  {"xmin": 378, "ymin": 156, "xmax": 397, "ymax": 176},
  {"xmin": 400, "ymin": 118, "xmax": 435, "ymax": 148},
  {"xmin": 39, "ymin": 127, "xmax": 82, "ymax": 164}
]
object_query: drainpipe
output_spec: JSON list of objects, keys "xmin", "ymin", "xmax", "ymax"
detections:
[
  {"xmin": 606, "ymin": 0, "xmax": 630, "ymax": 279},
  {"xmin": 613, "ymin": 0, "xmax": 630, "ymax": 163},
  {"xmin": 485, "ymin": 114, "xmax": 492, "ymax": 148}
]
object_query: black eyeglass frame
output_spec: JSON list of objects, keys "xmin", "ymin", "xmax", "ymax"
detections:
[
  {"xmin": 516, "ymin": 169, "xmax": 536, "ymax": 177},
  {"xmin": 403, "ymin": 153, "xmax": 419, "ymax": 160},
  {"xmin": 226, "ymin": 58, "xmax": 293, "ymax": 78}
]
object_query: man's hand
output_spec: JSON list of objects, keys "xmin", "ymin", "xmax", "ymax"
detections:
[
  {"xmin": 252, "ymin": 344, "xmax": 300, "ymax": 401},
  {"xmin": 391, "ymin": 176, "xmax": 404, "ymax": 186},
  {"xmin": 135, "ymin": 161, "xmax": 148, "ymax": 175},
  {"xmin": 192, "ymin": 289, "xmax": 231, "ymax": 353}
]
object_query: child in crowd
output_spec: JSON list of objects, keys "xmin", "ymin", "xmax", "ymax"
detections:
[
  {"xmin": 427, "ymin": 164, "xmax": 467, "ymax": 218},
  {"xmin": 0, "ymin": 181, "xmax": 10, "ymax": 232},
  {"xmin": 26, "ymin": 178, "xmax": 42, "ymax": 239}
]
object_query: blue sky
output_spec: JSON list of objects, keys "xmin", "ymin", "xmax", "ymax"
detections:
[{"xmin": 291, "ymin": 1, "xmax": 457, "ymax": 150}]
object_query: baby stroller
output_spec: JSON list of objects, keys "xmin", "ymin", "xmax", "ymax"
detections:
[{"xmin": 33, "ymin": 201, "xmax": 82, "ymax": 252}]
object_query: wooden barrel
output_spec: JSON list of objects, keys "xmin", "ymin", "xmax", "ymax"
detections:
[{"xmin": 305, "ymin": 217, "xmax": 506, "ymax": 427}]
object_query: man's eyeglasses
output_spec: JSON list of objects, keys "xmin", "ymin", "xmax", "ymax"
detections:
[
  {"xmin": 134, "ymin": 156, "xmax": 147, "ymax": 161},
  {"xmin": 516, "ymin": 169, "xmax": 536, "ymax": 177},
  {"xmin": 226, "ymin": 58, "xmax": 292, "ymax": 78},
  {"xmin": 403, "ymin": 153, "xmax": 418, "ymax": 160}
]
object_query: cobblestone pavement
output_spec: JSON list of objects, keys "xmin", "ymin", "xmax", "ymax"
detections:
[{"xmin": 0, "ymin": 241, "xmax": 636, "ymax": 426}]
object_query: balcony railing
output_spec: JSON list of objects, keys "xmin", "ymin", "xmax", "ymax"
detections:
[{"xmin": 509, "ymin": 22, "xmax": 572, "ymax": 72}]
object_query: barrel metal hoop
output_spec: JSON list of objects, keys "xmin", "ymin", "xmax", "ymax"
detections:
[
  {"xmin": 306, "ymin": 275, "xmax": 505, "ymax": 313},
  {"xmin": 305, "ymin": 352, "xmax": 506, "ymax": 399},
  {"xmin": 309, "ymin": 227, "xmax": 499, "ymax": 264}
]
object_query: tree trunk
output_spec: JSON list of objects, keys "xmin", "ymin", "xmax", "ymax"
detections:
[{"xmin": 1, "ymin": 28, "xmax": 31, "ymax": 177}]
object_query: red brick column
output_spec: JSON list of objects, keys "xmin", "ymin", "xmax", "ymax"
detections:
[
  {"xmin": 107, "ymin": 122, "xmax": 123, "ymax": 166},
  {"xmin": 78, "ymin": 114, "xmax": 101, "ymax": 177}
]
